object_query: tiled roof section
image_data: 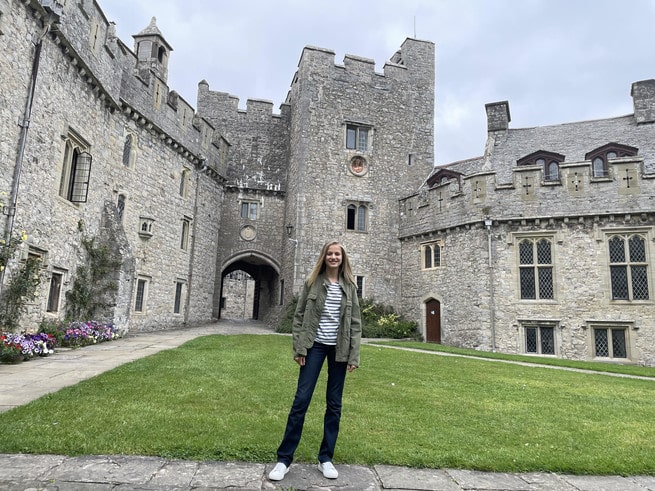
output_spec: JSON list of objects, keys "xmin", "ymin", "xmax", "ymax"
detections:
[{"xmin": 487, "ymin": 114, "xmax": 654, "ymax": 183}]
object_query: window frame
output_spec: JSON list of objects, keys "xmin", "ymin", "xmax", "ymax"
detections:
[
  {"xmin": 46, "ymin": 270, "xmax": 65, "ymax": 313},
  {"xmin": 355, "ymin": 275, "xmax": 365, "ymax": 298},
  {"xmin": 420, "ymin": 240, "xmax": 443, "ymax": 270},
  {"xmin": 180, "ymin": 218, "xmax": 191, "ymax": 251},
  {"xmin": 240, "ymin": 200, "xmax": 258, "ymax": 220},
  {"xmin": 58, "ymin": 130, "xmax": 92, "ymax": 203},
  {"xmin": 180, "ymin": 168, "xmax": 191, "ymax": 198},
  {"xmin": 134, "ymin": 276, "xmax": 150, "ymax": 313},
  {"xmin": 585, "ymin": 143, "xmax": 638, "ymax": 179},
  {"xmin": 512, "ymin": 232, "xmax": 557, "ymax": 301},
  {"xmin": 173, "ymin": 280, "xmax": 186, "ymax": 314},
  {"xmin": 516, "ymin": 150, "xmax": 564, "ymax": 183},
  {"xmin": 346, "ymin": 202, "xmax": 368, "ymax": 232},
  {"xmin": 116, "ymin": 193, "xmax": 126, "ymax": 222},
  {"xmin": 606, "ymin": 231, "xmax": 650, "ymax": 302},
  {"xmin": 345, "ymin": 123, "xmax": 371, "ymax": 152},
  {"xmin": 587, "ymin": 321, "xmax": 633, "ymax": 360},
  {"xmin": 521, "ymin": 321, "xmax": 558, "ymax": 356},
  {"xmin": 122, "ymin": 132, "xmax": 137, "ymax": 168}
]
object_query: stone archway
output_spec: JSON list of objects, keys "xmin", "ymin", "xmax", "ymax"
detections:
[{"xmin": 219, "ymin": 251, "xmax": 281, "ymax": 323}]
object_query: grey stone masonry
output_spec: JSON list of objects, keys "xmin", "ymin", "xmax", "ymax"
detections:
[
  {"xmin": 1, "ymin": 0, "xmax": 223, "ymax": 333},
  {"xmin": 400, "ymin": 96, "xmax": 655, "ymax": 365},
  {"xmin": 632, "ymin": 79, "xmax": 655, "ymax": 124}
]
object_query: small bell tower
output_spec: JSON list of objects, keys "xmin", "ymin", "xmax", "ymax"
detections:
[{"xmin": 133, "ymin": 17, "xmax": 173, "ymax": 84}]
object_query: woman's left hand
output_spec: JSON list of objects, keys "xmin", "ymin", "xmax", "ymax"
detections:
[{"xmin": 347, "ymin": 364, "xmax": 357, "ymax": 373}]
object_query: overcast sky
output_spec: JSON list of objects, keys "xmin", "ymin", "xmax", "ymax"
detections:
[{"xmin": 101, "ymin": 0, "xmax": 655, "ymax": 166}]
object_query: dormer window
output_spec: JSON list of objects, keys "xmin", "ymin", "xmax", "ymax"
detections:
[
  {"xmin": 426, "ymin": 168, "xmax": 463, "ymax": 189},
  {"xmin": 517, "ymin": 151, "xmax": 564, "ymax": 182},
  {"xmin": 585, "ymin": 143, "xmax": 638, "ymax": 178}
]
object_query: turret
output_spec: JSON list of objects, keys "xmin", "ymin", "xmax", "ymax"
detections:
[{"xmin": 133, "ymin": 17, "xmax": 173, "ymax": 84}]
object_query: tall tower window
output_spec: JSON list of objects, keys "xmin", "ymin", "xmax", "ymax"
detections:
[
  {"xmin": 346, "ymin": 203, "xmax": 368, "ymax": 232},
  {"xmin": 346, "ymin": 124, "xmax": 370, "ymax": 151},
  {"xmin": 59, "ymin": 131, "xmax": 92, "ymax": 203}
]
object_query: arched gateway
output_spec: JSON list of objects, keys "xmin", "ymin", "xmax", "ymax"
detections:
[{"xmin": 218, "ymin": 251, "xmax": 281, "ymax": 322}]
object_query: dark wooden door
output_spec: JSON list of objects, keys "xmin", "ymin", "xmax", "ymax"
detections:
[{"xmin": 426, "ymin": 298, "xmax": 441, "ymax": 343}]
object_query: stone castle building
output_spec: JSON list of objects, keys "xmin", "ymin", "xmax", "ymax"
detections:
[{"xmin": 1, "ymin": 0, "xmax": 653, "ymax": 365}]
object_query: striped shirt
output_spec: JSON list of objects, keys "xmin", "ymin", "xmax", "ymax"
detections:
[{"xmin": 315, "ymin": 282, "xmax": 342, "ymax": 345}]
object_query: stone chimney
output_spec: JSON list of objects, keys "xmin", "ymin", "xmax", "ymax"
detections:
[
  {"xmin": 631, "ymin": 79, "xmax": 655, "ymax": 124},
  {"xmin": 485, "ymin": 101, "xmax": 511, "ymax": 132}
]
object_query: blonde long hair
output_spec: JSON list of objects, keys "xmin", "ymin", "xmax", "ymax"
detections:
[{"xmin": 306, "ymin": 240, "xmax": 356, "ymax": 287}]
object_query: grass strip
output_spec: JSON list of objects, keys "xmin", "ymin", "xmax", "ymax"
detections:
[{"xmin": 1, "ymin": 334, "xmax": 654, "ymax": 475}]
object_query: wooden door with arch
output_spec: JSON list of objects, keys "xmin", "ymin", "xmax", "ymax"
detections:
[{"xmin": 425, "ymin": 298, "xmax": 441, "ymax": 343}]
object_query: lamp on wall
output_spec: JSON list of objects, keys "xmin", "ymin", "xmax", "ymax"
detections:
[
  {"xmin": 484, "ymin": 217, "xmax": 493, "ymax": 229},
  {"xmin": 286, "ymin": 223, "xmax": 294, "ymax": 237}
]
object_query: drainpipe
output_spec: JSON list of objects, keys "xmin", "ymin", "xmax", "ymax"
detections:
[
  {"xmin": 485, "ymin": 217, "xmax": 496, "ymax": 351},
  {"xmin": 0, "ymin": 19, "xmax": 54, "ymax": 295},
  {"xmin": 184, "ymin": 164, "xmax": 206, "ymax": 325}
]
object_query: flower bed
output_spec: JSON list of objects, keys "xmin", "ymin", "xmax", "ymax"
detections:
[
  {"xmin": 61, "ymin": 320, "xmax": 121, "ymax": 347},
  {"xmin": 0, "ymin": 332, "xmax": 57, "ymax": 362},
  {"xmin": 0, "ymin": 320, "xmax": 121, "ymax": 364}
]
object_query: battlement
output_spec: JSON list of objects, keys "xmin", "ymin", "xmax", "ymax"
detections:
[
  {"xmin": 295, "ymin": 38, "xmax": 434, "ymax": 86},
  {"xmin": 399, "ymin": 157, "xmax": 655, "ymax": 239},
  {"xmin": 38, "ymin": 0, "xmax": 224, "ymax": 173},
  {"xmin": 196, "ymin": 82, "xmax": 286, "ymax": 126}
]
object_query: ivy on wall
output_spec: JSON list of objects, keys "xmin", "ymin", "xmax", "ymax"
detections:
[{"xmin": 65, "ymin": 237, "xmax": 122, "ymax": 321}]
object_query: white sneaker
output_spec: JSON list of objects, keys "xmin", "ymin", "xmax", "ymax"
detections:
[
  {"xmin": 268, "ymin": 462, "xmax": 289, "ymax": 481},
  {"xmin": 318, "ymin": 461, "xmax": 338, "ymax": 479}
]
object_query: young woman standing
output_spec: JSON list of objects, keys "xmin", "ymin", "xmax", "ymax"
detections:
[{"xmin": 269, "ymin": 240, "xmax": 362, "ymax": 481}]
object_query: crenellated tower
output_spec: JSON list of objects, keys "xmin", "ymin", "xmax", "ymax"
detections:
[{"xmin": 284, "ymin": 38, "xmax": 435, "ymax": 307}]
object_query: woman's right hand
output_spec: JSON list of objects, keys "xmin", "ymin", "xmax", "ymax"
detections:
[{"xmin": 294, "ymin": 356, "xmax": 306, "ymax": 366}]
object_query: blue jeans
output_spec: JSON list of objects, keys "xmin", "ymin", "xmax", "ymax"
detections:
[{"xmin": 276, "ymin": 342, "xmax": 348, "ymax": 466}]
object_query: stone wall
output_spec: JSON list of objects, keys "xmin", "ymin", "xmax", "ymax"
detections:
[
  {"xmin": 1, "ymin": 0, "xmax": 223, "ymax": 332},
  {"xmin": 284, "ymin": 39, "xmax": 435, "ymax": 308}
]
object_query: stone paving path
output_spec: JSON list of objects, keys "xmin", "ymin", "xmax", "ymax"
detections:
[{"xmin": 1, "ymin": 319, "xmax": 654, "ymax": 490}]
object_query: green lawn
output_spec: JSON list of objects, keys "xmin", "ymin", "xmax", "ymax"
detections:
[
  {"xmin": 1, "ymin": 334, "xmax": 654, "ymax": 475},
  {"xmin": 371, "ymin": 340, "xmax": 655, "ymax": 378}
]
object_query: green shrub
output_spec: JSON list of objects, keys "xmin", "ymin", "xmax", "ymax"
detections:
[
  {"xmin": 0, "ymin": 255, "xmax": 43, "ymax": 330},
  {"xmin": 360, "ymin": 299, "xmax": 421, "ymax": 340},
  {"xmin": 276, "ymin": 295, "xmax": 297, "ymax": 333},
  {"xmin": 38, "ymin": 318, "xmax": 67, "ymax": 346}
]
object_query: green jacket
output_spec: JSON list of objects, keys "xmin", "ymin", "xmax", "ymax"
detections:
[{"xmin": 292, "ymin": 273, "xmax": 362, "ymax": 366}]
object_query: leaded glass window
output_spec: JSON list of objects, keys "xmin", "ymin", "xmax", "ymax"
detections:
[
  {"xmin": 609, "ymin": 234, "xmax": 649, "ymax": 301},
  {"xmin": 519, "ymin": 238, "xmax": 554, "ymax": 300},
  {"xmin": 594, "ymin": 327, "xmax": 627, "ymax": 358},
  {"xmin": 525, "ymin": 325, "xmax": 555, "ymax": 355}
]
